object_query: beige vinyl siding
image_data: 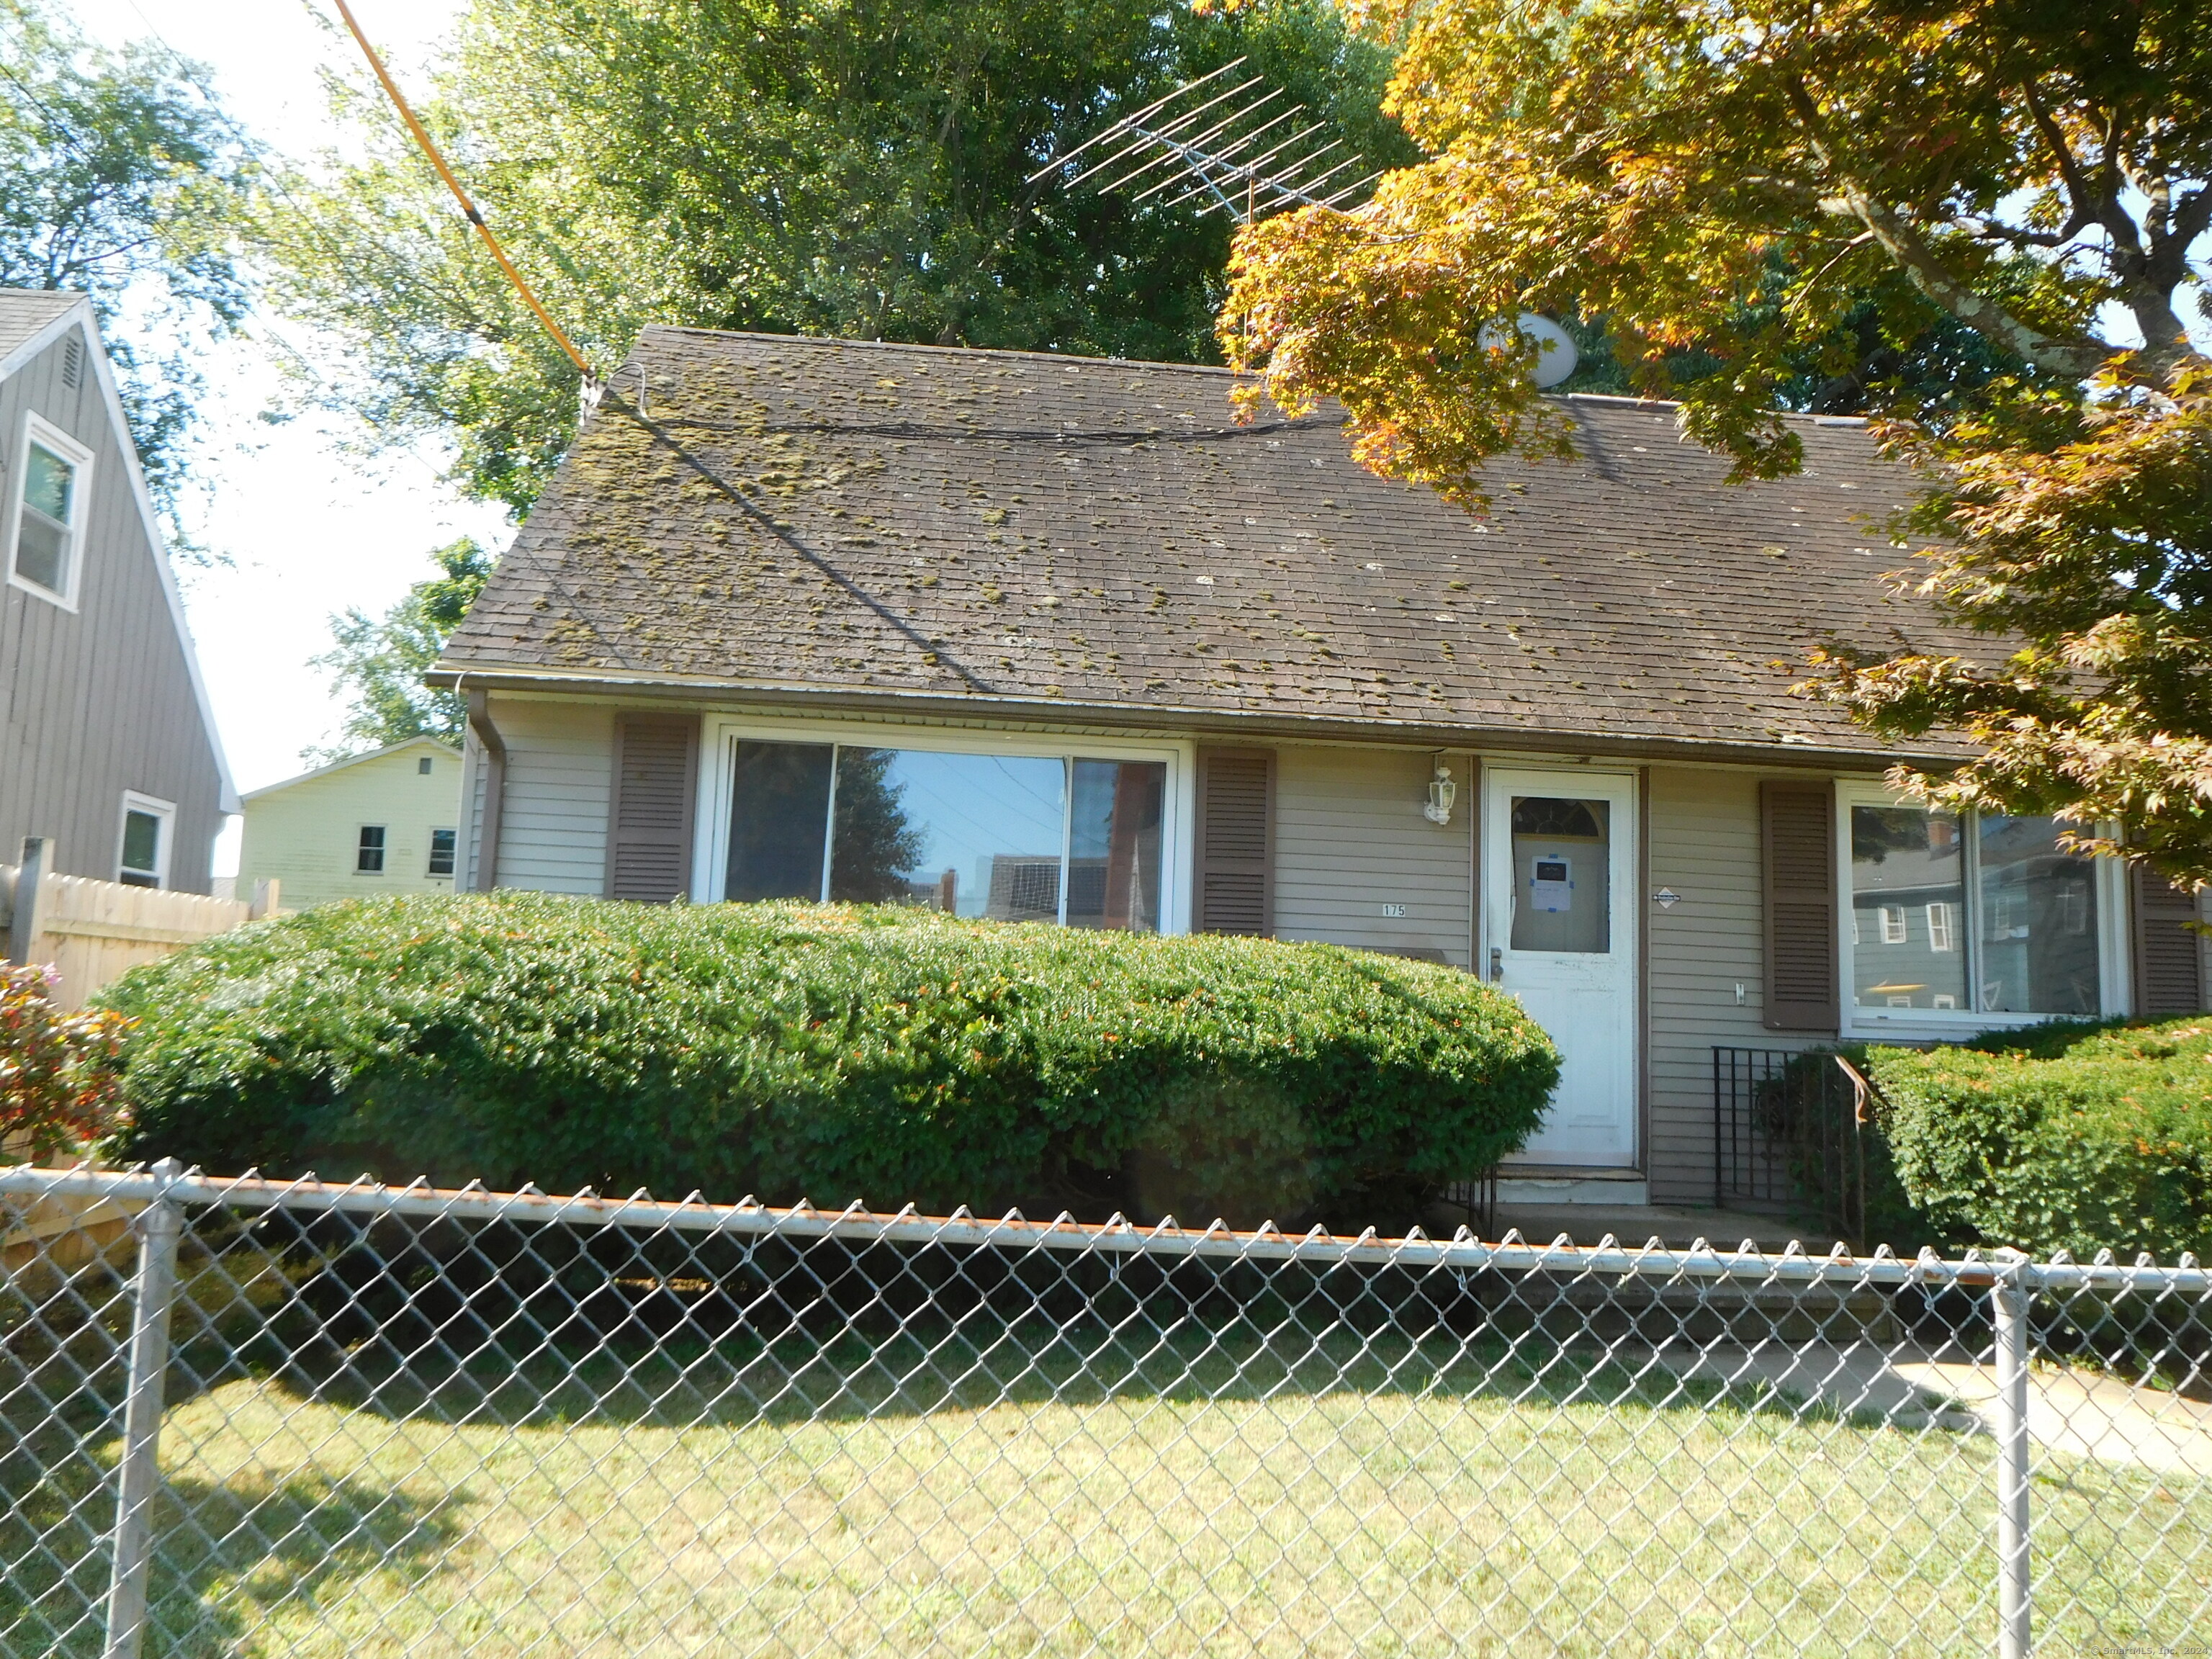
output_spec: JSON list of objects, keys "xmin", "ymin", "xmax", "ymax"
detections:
[
  {"xmin": 1645, "ymin": 767, "xmax": 1822, "ymax": 1202},
  {"xmin": 1273, "ymin": 745, "xmax": 1473, "ymax": 967},
  {"xmin": 481, "ymin": 696, "xmax": 615, "ymax": 894}
]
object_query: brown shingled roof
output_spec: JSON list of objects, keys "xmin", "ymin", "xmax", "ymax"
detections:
[{"xmin": 436, "ymin": 325, "xmax": 1974, "ymax": 763}]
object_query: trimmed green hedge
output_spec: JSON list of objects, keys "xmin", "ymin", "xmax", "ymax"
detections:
[
  {"xmin": 104, "ymin": 894, "xmax": 1557, "ymax": 1226},
  {"xmin": 1870, "ymin": 1017, "xmax": 2212, "ymax": 1259}
]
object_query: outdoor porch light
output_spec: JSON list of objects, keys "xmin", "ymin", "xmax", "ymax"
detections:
[{"xmin": 1423, "ymin": 758, "xmax": 1457, "ymax": 826}]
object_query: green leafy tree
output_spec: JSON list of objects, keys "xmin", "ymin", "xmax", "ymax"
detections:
[
  {"xmin": 829, "ymin": 749, "xmax": 929, "ymax": 902},
  {"xmin": 309, "ymin": 538, "xmax": 495, "ymax": 761},
  {"xmin": 0, "ymin": 0, "xmax": 254, "ymax": 545},
  {"xmin": 261, "ymin": 0, "xmax": 1411, "ymax": 515},
  {"xmin": 1220, "ymin": 0, "xmax": 2212, "ymax": 884}
]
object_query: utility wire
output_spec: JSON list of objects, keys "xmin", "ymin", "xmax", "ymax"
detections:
[{"xmin": 328, "ymin": 0, "xmax": 596, "ymax": 385}]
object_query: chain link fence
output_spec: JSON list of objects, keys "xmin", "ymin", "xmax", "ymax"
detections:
[{"xmin": 6, "ymin": 1162, "xmax": 2210, "ymax": 1658}]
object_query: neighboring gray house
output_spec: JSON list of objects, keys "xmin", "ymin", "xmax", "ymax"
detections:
[
  {"xmin": 1, "ymin": 291, "xmax": 234, "ymax": 891},
  {"xmin": 431, "ymin": 327, "xmax": 2211, "ymax": 1206}
]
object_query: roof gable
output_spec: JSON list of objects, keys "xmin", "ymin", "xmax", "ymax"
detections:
[
  {"xmin": 241, "ymin": 737, "xmax": 463, "ymax": 802},
  {"xmin": 0, "ymin": 289, "xmax": 238, "ymax": 809},
  {"xmin": 440, "ymin": 327, "xmax": 1972, "ymax": 761}
]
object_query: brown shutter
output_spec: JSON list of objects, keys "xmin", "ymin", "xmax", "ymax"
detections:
[
  {"xmin": 606, "ymin": 713, "xmax": 699, "ymax": 902},
  {"xmin": 2132, "ymin": 868, "xmax": 2206, "ymax": 1015},
  {"xmin": 1761, "ymin": 780, "xmax": 1838, "ymax": 1032},
  {"xmin": 1194, "ymin": 747, "xmax": 1274, "ymax": 937}
]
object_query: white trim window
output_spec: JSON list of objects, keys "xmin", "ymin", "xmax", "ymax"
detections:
[
  {"xmin": 1839, "ymin": 787, "xmax": 2129, "ymax": 1033},
  {"xmin": 8, "ymin": 413, "xmax": 94, "ymax": 608},
  {"xmin": 117, "ymin": 793, "xmax": 174, "ymax": 889},
  {"xmin": 1925, "ymin": 901, "xmax": 1956, "ymax": 953},
  {"xmin": 697, "ymin": 716, "xmax": 1190, "ymax": 932},
  {"xmin": 356, "ymin": 825, "xmax": 387, "ymax": 874},
  {"xmin": 428, "ymin": 828, "xmax": 457, "ymax": 878}
]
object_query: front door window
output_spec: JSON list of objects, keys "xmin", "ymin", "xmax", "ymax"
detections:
[{"xmin": 1509, "ymin": 796, "xmax": 1611, "ymax": 954}]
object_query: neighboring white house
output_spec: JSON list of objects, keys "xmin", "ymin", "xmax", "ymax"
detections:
[{"xmin": 237, "ymin": 738, "xmax": 464, "ymax": 908}]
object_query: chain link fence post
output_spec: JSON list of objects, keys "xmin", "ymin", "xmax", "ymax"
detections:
[
  {"xmin": 101, "ymin": 1157, "xmax": 183, "ymax": 1659},
  {"xmin": 1992, "ymin": 1256, "xmax": 2033, "ymax": 1659}
]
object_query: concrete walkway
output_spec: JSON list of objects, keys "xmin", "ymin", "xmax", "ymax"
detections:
[{"xmin": 1630, "ymin": 1339, "xmax": 2212, "ymax": 1477}]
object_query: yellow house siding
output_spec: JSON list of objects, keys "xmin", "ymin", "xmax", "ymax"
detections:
[
  {"xmin": 237, "ymin": 741, "xmax": 464, "ymax": 909},
  {"xmin": 1273, "ymin": 745, "xmax": 1474, "ymax": 968}
]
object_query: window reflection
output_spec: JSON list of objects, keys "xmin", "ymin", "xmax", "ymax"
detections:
[
  {"xmin": 1849, "ymin": 805, "xmax": 2101, "ymax": 1017},
  {"xmin": 727, "ymin": 741, "xmax": 832, "ymax": 900},
  {"xmin": 1067, "ymin": 760, "xmax": 1166, "ymax": 931},
  {"xmin": 829, "ymin": 750, "xmax": 1066, "ymax": 921},
  {"xmin": 1977, "ymin": 816, "xmax": 2099, "ymax": 1015},
  {"xmin": 1850, "ymin": 806, "xmax": 1966, "ymax": 1010},
  {"xmin": 724, "ymin": 739, "xmax": 1169, "ymax": 932}
]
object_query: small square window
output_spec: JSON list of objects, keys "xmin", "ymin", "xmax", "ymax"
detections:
[
  {"xmin": 357, "ymin": 825, "xmax": 387, "ymax": 874},
  {"xmin": 428, "ymin": 828, "xmax": 457, "ymax": 878},
  {"xmin": 418, "ymin": 756, "xmax": 433, "ymax": 775},
  {"xmin": 117, "ymin": 793, "xmax": 174, "ymax": 889}
]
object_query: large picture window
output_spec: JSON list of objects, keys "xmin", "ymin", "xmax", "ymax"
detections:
[
  {"xmin": 1847, "ymin": 800, "xmax": 2105, "ymax": 1019},
  {"xmin": 720, "ymin": 737, "xmax": 1166, "ymax": 931}
]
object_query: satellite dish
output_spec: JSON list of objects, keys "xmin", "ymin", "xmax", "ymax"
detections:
[{"xmin": 1478, "ymin": 313, "xmax": 1579, "ymax": 389}]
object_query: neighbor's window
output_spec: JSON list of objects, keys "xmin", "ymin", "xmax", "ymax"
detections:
[
  {"xmin": 427, "ymin": 828, "xmax": 457, "ymax": 877},
  {"xmin": 1849, "ymin": 804, "xmax": 2101, "ymax": 1016},
  {"xmin": 1925, "ymin": 902, "xmax": 1956, "ymax": 952},
  {"xmin": 117, "ymin": 795, "xmax": 172, "ymax": 889},
  {"xmin": 12, "ymin": 421, "xmax": 89, "ymax": 602},
  {"xmin": 722, "ymin": 739, "xmax": 1166, "ymax": 930},
  {"xmin": 356, "ymin": 825, "xmax": 387, "ymax": 874}
]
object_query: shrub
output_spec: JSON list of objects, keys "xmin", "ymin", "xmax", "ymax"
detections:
[
  {"xmin": 0, "ymin": 960, "xmax": 130, "ymax": 1168},
  {"xmin": 1, "ymin": 963, "xmax": 131, "ymax": 1162},
  {"xmin": 104, "ymin": 894, "xmax": 1558, "ymax": 1226},
  {"xmin": 1869, "ymin": 1017, "xmax": 2212, "ymax": 1259}
]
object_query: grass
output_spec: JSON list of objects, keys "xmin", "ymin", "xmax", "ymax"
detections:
[{"xmin": 6, "ymin": 1242, "xmax": 2211, "ymax": 1658}]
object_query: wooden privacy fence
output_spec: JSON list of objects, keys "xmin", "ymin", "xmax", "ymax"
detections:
[{"xmin": 1, "ymin": 835, "xmax": 276, "ymax": 1010}]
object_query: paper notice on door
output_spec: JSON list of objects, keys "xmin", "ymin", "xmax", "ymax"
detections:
[{"xmin": 1529, "ymin": 855, "xmax": 1573, "ymax": 913}]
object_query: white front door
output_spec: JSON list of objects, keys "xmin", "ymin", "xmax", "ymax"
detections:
[{"xmin": 1482, "ymin": 767, "xmax": 1638, "ymax": 1166}]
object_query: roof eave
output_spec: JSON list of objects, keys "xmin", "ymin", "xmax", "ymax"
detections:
[{"xmin": 428, "ymin": 658, "xmax": 1954, "ymax": 773}]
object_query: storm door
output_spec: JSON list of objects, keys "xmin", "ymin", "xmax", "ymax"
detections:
[{"xmin": 1481, "ymin": 768, "xmax": 1639, "ymax": 1167}]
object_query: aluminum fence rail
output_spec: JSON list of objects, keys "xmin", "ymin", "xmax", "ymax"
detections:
[{"xmin": 5, "ymin": 1164, "xmax": 2210, "ymax": 1658}]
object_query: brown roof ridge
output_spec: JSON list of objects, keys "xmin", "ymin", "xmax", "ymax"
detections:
[
  {"xmin": 1555, "ymin": 390, "xmax": 1869, "ymax": 428},
  {"xmin": 638, "ymin": 327, "xmax": 1874, "ymax": 430},
  {"xmin": 641, "ymin": 324, "xmax": 1262, "ymax": 382}
]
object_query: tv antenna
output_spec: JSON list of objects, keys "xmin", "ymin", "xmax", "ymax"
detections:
[{"xmin": 1028, "ymin": 58, "xmax": 1382, "ymax": 225}]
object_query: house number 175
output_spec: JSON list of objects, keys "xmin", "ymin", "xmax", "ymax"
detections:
[{"xmin": 1380, "ymin": 903, "xmax": 1406, "ymax": 917}]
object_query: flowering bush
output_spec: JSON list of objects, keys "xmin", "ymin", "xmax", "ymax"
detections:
[{"xmin": 1, "ymin": 963, "xmax": 132, "ymax": 1161}]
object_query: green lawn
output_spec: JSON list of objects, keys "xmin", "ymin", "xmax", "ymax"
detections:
[{"xmin": 9, "ymin": 1318, "xmax": 2208, "ymax": 1659}]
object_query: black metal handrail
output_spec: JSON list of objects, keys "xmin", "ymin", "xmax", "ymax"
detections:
[{"xmin": 1713, "ymin": 1047, "xmax": 1870, "ymax": 1244}]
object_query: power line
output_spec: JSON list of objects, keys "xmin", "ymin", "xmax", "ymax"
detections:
[{"xmin": 328, "ymin": 0, "xmax": 595, "ymax": 385}]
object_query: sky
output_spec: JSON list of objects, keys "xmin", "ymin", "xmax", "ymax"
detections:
[{"xmin": 66, "ymin": 0, "xmax": 505, "ymax": 874}]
